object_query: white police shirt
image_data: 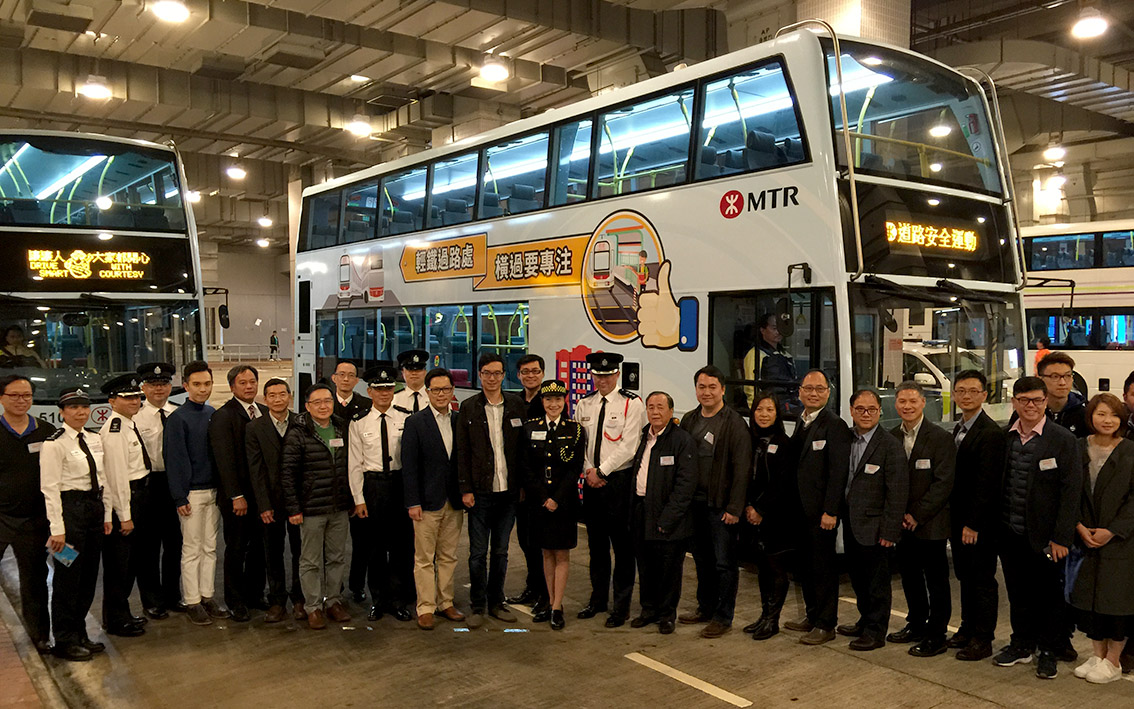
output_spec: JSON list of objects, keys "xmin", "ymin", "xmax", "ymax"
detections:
[
  {"xmin": 135, "ymin": 400, "xmax": 178, "ymax": 473},
  {"xmin": 576, "ymin": 388, "xmax": 647, "ymax": 476},
  {"xmin": 40, "ymin": 424, "xmax": 113, "ymax": 536},
  {"xmin": 100, "ymin": 412, "xmax": 150, "ymax": 521},
  {"xmin": 348, "ymin": 406, "xmax": 409, "ymax": 505}
]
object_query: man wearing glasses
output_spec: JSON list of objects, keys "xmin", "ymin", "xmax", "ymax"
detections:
[
  {"xmin": 836, "ymin": 389, "xmax": 907, "ymax": 651},
  {"xmin": 993, "ymin": 377, "xmax": 1082, "ymax": 680},
  {"xmin": 456, "ymin": 353, "xmax": 527, "ymax": 627},
  {"xmin": 1036, "ymin": 352, "xmax": 1087, "ymax": 437},
  {"xmin": 508, "ymin": 354, "xmax": 550, "ymax": 612},
  {"xmin": 785, "ymin": 370, "xmax": 851, "ymax": 646},
  {"xmin": 331, "ymin": 361, "xmax": 369, "ymax": 423},
  {"xmin": 516, "ymin": 354, "xmax": 546, "ymax": 419}
]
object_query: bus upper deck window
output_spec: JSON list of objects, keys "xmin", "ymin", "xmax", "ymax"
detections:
[
  {"xmin": 549, "ymin": 119, "xmax": 592, "ymax": 207},
  {"xmin": 594, "ymin": 88, "xmax": 694, "ymax": 199},
  {"xmin": 482, "ymin": 132, "xmax": 549, "ymax": 217},
  {"xmin": 380, "ymin": 167, "xmax": 427, "ymax": 237}
]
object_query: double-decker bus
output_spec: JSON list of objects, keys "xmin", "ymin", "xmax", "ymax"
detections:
[
  {"xmin": 294, "ymin": 24, "xmax": 1025, "ymax": 426},
  {"xmin": 1021, "ymin": 219, "xmax": 1134, "ymax": 395},
  {"xmin": 0, "ymin": 131, "xmax": 205, "ymax": 424}
]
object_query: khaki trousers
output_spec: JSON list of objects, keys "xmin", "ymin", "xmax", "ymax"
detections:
[{"xmin": 413, "ymin": 502, "xmax": 464, "ymax": 615}]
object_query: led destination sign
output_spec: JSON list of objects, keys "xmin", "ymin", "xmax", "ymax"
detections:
[
  {"xmin": 885, "ymin": 220, "xmax": 979, "ymax": 253},
  {"xmin": 28, "ymin": 249, "xmax": 152, "ymax": 280}
]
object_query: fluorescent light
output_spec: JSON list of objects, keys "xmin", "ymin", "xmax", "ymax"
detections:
[
  {"xmin": 480, "ymin": 58, "xmax": 510, "ymax": 83},
  {"xmin": 1046, "ymin": 175, "xmax": 1066, "ymax": 190},
  {"xmin": 35, "ymin": 155, "xmax": 107, "ymax": 199},
  {"xmin": 186, "ymin": 190, "xmax": 201, "ymax": 203},
  {"xmin": 927, "ymin": 198, "xmax": 941, "ymax": 206},
  {"xmin": 256, "ymin": 238, "xmax": 270, "ymax": 248},
  {"xmin": 929, "ymin": 162, "xmax": 942, "ymax": 173},
  {"xmin": 226, "ymin": 165, "xmax": 246, "ymax": 180},
  {"xmin": 1042, "ymin": 145, "xmax": 1065, "ymax": 162},
  {"xmin": 1071, "ymin": 7, "xmax": 1107, "ymax": 39},
  {"xmin": 78, "ymin": 74, "xmax": 112, "ymax": 100},
  {"xmin": 37, "ymin": 306, "xmax": 50, "ymax": 312},
  {"xmin": 152, "ymin": 0, "xmax": 189, "ymax": 23},
  {"xmin": 349, "ymin": 74, "xmax": 370, "ymax": 83},
  {"xmin": 345, "ymin": 115, "xmax": 372, "ymax": 138},
  {"xmin": 98, "ymin": 232, "xmax": 113, "ymax": 241},
  {"xmin": 929, "ymin": 125, "xmax": 952, "ymax": 138},
  {"xmin": 257, "ymin": 216, "xmax": 273, "ymax": 227},
  {"xmin": 0, "ymin": 143, "xmax": 29, "ymax": 180},
  {"xmin": 862, "ymin": 56, "xmax": 883, "ymax": 66},
  {"xmin": 95, "ymin": 196, "xmax": 112, "ymax": 210}
]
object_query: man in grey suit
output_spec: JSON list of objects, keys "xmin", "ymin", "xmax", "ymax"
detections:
[
  {"xmin": 888, "ymin": 381, "xmax": 956, "ymax": 657},
  {"xmin": 836, "ymin": 389, "xmax": 908, "ymax": 651}
]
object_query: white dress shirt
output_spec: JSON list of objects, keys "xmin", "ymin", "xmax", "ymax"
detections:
[
  {"xmin": 393, "ymin": 386, "xmax": 427, "ymax": 413},
  {"xmin": 485, "ymin": 398, "xmax": 508, "ymax": 492},
  {"xmin": 40, "ymin": 424, "xmax": 113, "ymax": 535},
  {"xmin": 135, "ymin": 400, "xmax": 177, "ymax": 472},
  {"xmin": 100, "ymin": 412, "xmax": 150, "ymax": 521},
  {"xmin": 576, "ymin": 388, "xmax": 647, "ymax": 475},
  {"xmin": 348, "ymin": 406, "xmax": 408, "ymax": 505},
  {"xmin": 801, "ymin": 408, "xmax": 822, "ymax": 429},
  {"xmin": 635, "ymin": 426, "xmax": 661, "ymax": 496},
  {"xmin": 433, "ymin": 405, "xmax": 453, "ymax": 458},
  {"xmin": 901, "ymin": 416, "xmax": 923, "ymax": 457}
]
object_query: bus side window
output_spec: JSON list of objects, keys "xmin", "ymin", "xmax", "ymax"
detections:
[
  {"xmin": 305, "ymin": 191, "xmax": 342, "ymax": 250},
  {"xmin": 342, "ymin": 182, "xmax": 378, "ymax": 243},
  {"xmin": 380, "ymin": 167, "xmax": 428, "ymax": 236},
  {"xmin": 430, "ymin": 152, "xmax": 478, "ymax": 227},
  {"xmin": 483, "ymin": 132, "xmax": 549, "ymax": 217},
  {"xmin": 594, "ymin": 88, "xmax": 695, "ymax": 199},
  {"xmin": 549, "ymin": 119, "xmax": 592, "ymax": 207}
]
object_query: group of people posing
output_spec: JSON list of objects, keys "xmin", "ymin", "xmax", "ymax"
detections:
[{"xmin": 0, "ymin": 347, "xmax": 1132, "ymax": 686}]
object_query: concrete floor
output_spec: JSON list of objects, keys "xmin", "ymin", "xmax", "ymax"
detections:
[{"xmin": 3, "ymin": 524, "xmax": 1133, "ymax": 708}]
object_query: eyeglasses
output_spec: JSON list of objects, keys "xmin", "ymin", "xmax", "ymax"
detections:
[
  {"xmin": 479, "ymin": 370, "xmax": 505, "ymax": 378},
  {"xmin": 1, "ymin": 393, "xmax": 32, "ymax": 401},
  {"xmin": 518, "ymin": 368, "xmax": 543, "ymax": 376},
  {"xmin": 307, "ymin": 398, "xmax": 334, "ymax": 406},
  {"xmin": 800, "ymin": 385, "xmax": 828, "ymax": 393},
  {"xmin": 852, "ymin": 406, "xmax": 880, "ymax": 415},
  {"xmin": 953, "ymin": 388, "xmax": 985, "ymax": 396},
  {"xmin": 1013, "ymin": 396, "xmax": 1046, "ymax": 407},
  {"xmin": 1041, "ymin": 373, "xmax": 1073, "ymax": 382},
  {"xmin": 334, "ymin": 372, "xmax": 358, "ymax": 379},
  {"xmin": 428, "ymin": 386, "xmax": 454, "ymax": 394}
]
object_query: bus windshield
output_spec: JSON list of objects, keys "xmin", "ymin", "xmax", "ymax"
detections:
[
  {"xmin": 823, "ymin": 39, "xmax": 1002, "ymax": 196},
  {"xmin": 0, "ymin": 135, "xmax": 186, "ymax": 232}
]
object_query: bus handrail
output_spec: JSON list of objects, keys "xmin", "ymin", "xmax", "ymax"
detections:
[
  {"xmin": 845, "ymin": 131, "xmax": 993, "ymax": 167},
  {"xmin": 777, "ymin": 19, "xmax": 865, "ymax": 282}
]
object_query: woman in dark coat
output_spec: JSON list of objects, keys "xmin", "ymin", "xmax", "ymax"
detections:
[
  {"xmin": 742, "ymin": 391, "xmax": 799, "ymax": 640},
  {"xmin": 1071, "ymin": 392, "xmax": 1134, "ymax": 684},
  {"xmin": 523, "ymin": 380, "xmax": 585, "ymax": 630}
]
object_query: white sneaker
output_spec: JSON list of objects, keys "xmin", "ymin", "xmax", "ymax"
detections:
[
  {"xmin": 1086, "ymin": 659, "xmax": 1122, "ymax": 684},
  {"xmin": 1074, "ymin": 655, "xmax": 1104, "ymax": 678}
]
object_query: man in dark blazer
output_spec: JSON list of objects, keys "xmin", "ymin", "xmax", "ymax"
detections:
[
  {"xmin": 993, "ymin": 376, "xmax": 1083, "ymax": 680},
  {"xmin": 630, "ymin": 391, "xmax": 697, "ymax": 635},
  {"xmin": 888, "ymin": 381, "xmax": 956, "ymax": 657},
  {"xmin": 785, "ymin": 369, "xmax": 852, "ymax": 646},
  {"xmin": 949, "ymin": 370, "xmax": 1007, "ymax": 661},
  {"xmin": 402, "ymin": 367, "xmax": 466, "ymax": 630},
  {"xmin": 246, "ymin": 377, "xmax": 302, "ymax": 623},
  {"xmin": 209, "ymin": 363, "xmax": 269, "ymax": 622},
  {"xmin": 330, "ymin": 360, "xmax": 371, "ymax": 604},
  {"xmin": 837, "ymin": 389, "xmax": 908, "ymax": 651}
]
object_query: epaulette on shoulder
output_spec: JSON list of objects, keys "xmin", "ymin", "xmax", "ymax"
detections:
[
  {"xmin": 580, "ymin": 390, "xmax": 599, "ymax": 399},
  {"xmin": 47, "ymin": 428, "xmax": 65, "ymax": 441},
  {"xmin": 351, "ymin": 408, "xmax": 370, "ymax": 422},
  {"xmin": 392, "ymin": 404, "xmax": 412, "ymax": 415},
  {"xmin": 619, "ymin": 389, "xmax": 639, "ymax": 399},
  {"xmin": 525, "ymin": 416, "xmax": 542, "ymax": 424},
  {"xmin": 109, "ymin": 418, "xmax": 121, "ymax": 433}
]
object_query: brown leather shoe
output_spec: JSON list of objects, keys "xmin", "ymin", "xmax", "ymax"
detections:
[
  {"xmin": 438, "ymin": 606, "xmax": 466, "ymax": 622},
  {"xmin": 292, "ymin": 602, "xmax": 307, "ymax": 621},
  {"xmin": 326, "ymin": 602, "xmax": 352, "ymax": 623},
  {"xmin": 417, "ymin": 612, "xmax": 435, "ymax": 630},
  {"xmin": 701, "ymin": 620, "xmax": 731, "ymax": 638},
  {"xmin": 308, "ymin": 610, "xmax": 327, "ymax": 630},
  {"xmin": 264, "ymin": 605, "xmax": 286, "ymax": 623}
]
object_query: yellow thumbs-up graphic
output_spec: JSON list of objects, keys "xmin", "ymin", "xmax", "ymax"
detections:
[{"xmin": 636, "ymin": 260, "xmax": 681, "ymax": 349}]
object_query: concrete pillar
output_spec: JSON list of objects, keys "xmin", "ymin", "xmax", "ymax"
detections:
[{"xmin": 797, "ymin": 0, "xmax": 910, "ymax": 48}]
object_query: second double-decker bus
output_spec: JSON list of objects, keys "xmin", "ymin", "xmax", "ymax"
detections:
[
  {"xmin": 0, "ymin": 130, "xmax": 206, "ymax": 424},
  {"xmin": 294, "ymin": 23, "xmax": 1025, "ymax": 426}
]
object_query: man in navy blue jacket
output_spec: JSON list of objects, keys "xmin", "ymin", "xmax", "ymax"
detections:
[{"xmin": 402, "ymin": 367, "xmax": 466, "ymax": 630}]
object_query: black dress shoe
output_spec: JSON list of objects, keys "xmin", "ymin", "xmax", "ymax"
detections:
[
  {"xmin": 390, "ymin": 607, "xmax": 413, "ymax": 622},
  {"xmin": 849, "ymin": 635, "xmax": 885, "ymax": 651},
  {"xmin": 946, "ymin": 632, "xmax": 971, "ymax": 649},
  {"xmin": 631, "ymin": 615, "xmax": 658, "ymax": 629},
  {"xmin": 34, "ymin": 639, "xmax": 53, "ymax": 655},
  {"xmin": 249, "ymin": 597, "xmax": 270, "ymax": 611},
  {"xmin": 909, "ymin": 636, "xmax": 949, "ymax": 657},
  {"xmin": 506, "ymin": 588, "xmax": 537, "ymax": 606},
  {"xmin": 81, "ymin": 639, "xmax": 105, "ymax": 654},
  {"xmin": 106, "ymin": 624, "xmax": 145, "ymax": 638},
  {"xmin": 836, "ymin": 622, "xmax": 863, "ymax": 637},
  {"xmin": 956, "ymin": 640, "xmax": 993, "ymax": 661},
  {"xmin": 604, "ymin": 614, "xmax": 626, "ymax": 628},
  {"xmin": 168, "ymin": 602, "xmax": 189, "ymax": 613},
  {"xmin": 532, "ymin": 607, "xmax": 551, "ymax": 623},
  {"xmin": 144, "ymin": 606, "xmax": 170, "ymax": 620},
  {"xmin": 351, "ymin": 590, "xmax": 366, "ymax": 604},
  {"xmin": 550, "ymin": 610, "xmax": 565, "ymax": 630},
  {"xmin": 577, "ymin": 603, "xmax": 607, "ymax": 619},
  {"xmin": 230, "ymin": 606, "xmax": 251, "ymax": 623},
  {"xmin": 1057, "ymin": 643, "xmax": 1078, "ymax": 663},
  {"xmin": 886, "ymin": 624, "xmax": 926, "ymax": 644},
  {"xmin": 129, "ymin": 614, "xmax": 148, "ymax": 626},
  {"xmin": 367, "ymin": 607, "xmax": 383, "ymax": 622},
  {"xmin": 53, "ymin": 644, "xmax": 93, "ymax": 662},
  {"xmin": 659, "ymin": 620, "xmax": 675, "ymax": 635}
]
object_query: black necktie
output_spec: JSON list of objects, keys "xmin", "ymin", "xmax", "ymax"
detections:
[
  {"xmin": 159, "ymin": 409, "xmax": 167, "ymax": 428},
  {"xmin": 133, "ymin": 424, "xmax": 153, "ymax": 472},
  {"xmin": 549, "ymin": 421, "xmax": 556, "ymax": 435},
  {"xmin": 593, "ymin": 397, "xmax": 608, "ymax": 467},
  {"xmin": 413, "ymin": 392, "xmax": 420, "ymax": 413},
  {"xmin": 380, "ymin": 413, "xmax": 391, "ymax": 473},
  {"xmin": 77, "ymin": 432, "xmax": 99, "ymax": 492}
]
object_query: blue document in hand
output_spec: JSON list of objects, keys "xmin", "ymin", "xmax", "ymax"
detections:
[{"xmin": 53, "ymin": 544, "xmax": 79, "ymax": 567}]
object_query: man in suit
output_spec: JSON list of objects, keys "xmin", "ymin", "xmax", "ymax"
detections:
[
  {"xmin": 993, "ymin": 376, "xmax": 1083, "ymax": 680},
  {"xmin": 456, "ymin": 353, "xmax": 527, "ymax": 627},
  {"xmin": 402, "ymin": 367, "xmax": 466, "ymax": 630},
  {"xmin": 948, "ymin": 370, "xmax": 1007, "ymax": 661},
  {"xmin": 247, "ymin": 377, "xmax": 303, "ymax": 623},
  {"xmin": 785, "ymin": 369, "xmax": 851, "ymax": 646},
  {"xmin": 836, "ymin": 389, "xmax": 907, "ymax": 651},
  {"xmin": 630, "ymin": 391, "xmax": 697, "ymax": 635},
  {"xmin": 331, "ymin": 359, "xmax": 371, "ymax": 604},
  {"xmin": 888, "ymin": 381, "xmax": 956, "ymax": 657},
  {"xmin": 209, "ymin": 364, "xmax": 269, "ymax": 622}
]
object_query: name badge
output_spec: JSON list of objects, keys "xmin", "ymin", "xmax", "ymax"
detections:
[
  {"xmin": 362, "ymin": 431, "xmax": 374, "ymax": 439},
  {"xmin": 660, "ymin": 455, "xmax": 675, "ymax": 465},
  {"xmin": 915, "ymin": 458, "xmax": 931, "ymax": 469},
  {"xmin": 704, "ymin": 431, "xmax": 715, "ymax": 444},
  {"xmin": 812, "ymin": 440, "xmax": 826, "ymax": 451},
  {"xmin": 580, "ymin": 416, "xmax": 591, "ymax": 422},
  {"xmin": 1039, "ymin": 457, "xmax": 1058, "ymax": 471},
  {"xmin": 767, "ymin": 444, "xmax": 778, "ymax": 454},
  {"xmin": 531, "ymin": 431, "xmax": 547, "ymax": 441},
  {"xmin": 330, "ymin": 438, "xmax": 344, "ymax": 448},
  {"xmin": 510, "ymin": 418, "xmax": 523, "ymax": 427},
  {"xmin": 28, "ymin": 441, "xmax": 43, "ymax": 453},
  {"xmin": 864, "ymin": 463, "xmax": 880, "ymax": 475},
  {"xmin": 70, "ymin": 449, "xmax": 86, "ymax": 458}
]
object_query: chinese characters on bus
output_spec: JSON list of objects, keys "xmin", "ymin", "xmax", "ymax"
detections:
[
  {"xmin": 414, "ymin": 242, "xmax": 476, "ymax": 275},
  {"xmin": 492, "ymin": 246, "xmax": 573, "ymax": 283},
  {"xmin": 885, "ymin": 220, "xmax": 978, "ymax": 252},
  {"xmin": 27, "ymin": 249, "xmax": 152, "ymax": 280}
]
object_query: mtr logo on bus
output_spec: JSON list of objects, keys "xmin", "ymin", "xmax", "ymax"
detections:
[{"xmin": 719, "ymin": 186, "xmax": 799, "ymax": 219}]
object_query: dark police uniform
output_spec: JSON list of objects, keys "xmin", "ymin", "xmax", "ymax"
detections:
[{"xmin": 522, "ymin": 381, "xmax": 586, "ymax": 551}]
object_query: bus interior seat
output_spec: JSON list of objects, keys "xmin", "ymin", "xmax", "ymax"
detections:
[
  {"xmin": 745, "ymin": 130, "xmax": 786, "ymax": 169},
  {"xmin": 481, "ymin": 193, "xmax": 503, "ymax": 218},
  {"xmin": 781, "ymin": 137, "xmax": 804, "ymax": 161},
  {"xmin": 133, "ymin": 209, "xmax": 170, "ymax": 231},
  {"xmin": 699, "ymin": 146, "xmax": 720, "ymax": 177},
  {"xmin": 345, "ymin": 219, "xmax": 370, "ymax": 238},
  {"xmin": 0, "ymin": 204, "xmax": 12, "ymax": 224},
  {"xmin": 860, "ymin": 152, "xmax": 883, "ymax": 171},
  {"xmin": 509, "ymin": 184, "xmax": 540, "ymax": 213},
  {"xmin": 428, "ymin": 205, "xmax": 441, "ymax": 226},
  {"xmin": 451, "ymin": 368, "xmax": 470, "ymax": 388},
  {"xmin": 441, "ymin": 198, "xmax": 471, "ymax": 225},
  {"xmin": 97, "ymin": 205, "xmax": 134, "ymax": 228},
  {"xmin": 9, "ymin": 199, "xmax": 48, "ymax": 224},
  {"xmin": 390, "ymin": 210, "xmax": 416, "ymax": 234},
  {"xmin": 722, "ymin": 149, "xmax": 745, "ymax": 171}
]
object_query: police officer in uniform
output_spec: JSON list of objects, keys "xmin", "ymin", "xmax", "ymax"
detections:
[
  {"xmin": 574, "ymin": 352, "xmax": 647, "ymax": 627},
  {"xmin": 349, "ymin": 363, "xmax": 415, "ymax": 622},
  {"xmin": 99, "ymin": 373, "xmax": 152, "ymax": 637},
  {"xmin": 40, "ymin": 388, "xmax": 113, "ymax": 661},
  {"xmin": 392, "ymin": 350, "xmax": 430, "ymax": 414},
  {"xmin": 135, "ymin": 362, "xmax": 183, "ymax": 616}
]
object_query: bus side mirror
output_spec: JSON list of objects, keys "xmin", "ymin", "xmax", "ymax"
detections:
[{"xmin": 218, "ymin": 304, "xmax": 230, "ymax": 329}]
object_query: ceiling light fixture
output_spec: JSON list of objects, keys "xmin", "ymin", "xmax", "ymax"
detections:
[
  {"xmin": 226, "ymin": 165, "xmax": 246, "ymax": 180},
  {"xmin": 929, "ymin": 162, "xmax": 943, "ymax": 173},
  {"xmin": 95, "ymin": 196, "xmax": 112, "ymax": 210},
  {"xmin": 78, "ymin": 74, "xmax": 112, "ymax": 100},
  {"xmin": 152, "ymin": 0, "xmax": 190, "ymax": 23},
  {"xmin": 1046, "ymin": 174, "xmax": 1067, "ymax": 190},
  {"xmin": 479, "ymin": 57, "xmax": 510, "ymax": 83},
  {"xmin": 1042, "ymin": 145, "xmax": 1066, "ymax": 162},
  {"xmin": 258, "ymin": 216, "xmax": 273, "ymax": 228},
  {"xmin": 929, "ymin": 124, "xmax": 951, "ymax": 138},
  {"xmin": 186, "ymin": 190, "xmax": 201, "ymax": 203},
  {"xmin": 256, "ymin": 238, "xmax": 270, "ymax": 248},
  {"xmin": 927, "ymin": 198, "xmax": 941, "ymax": 206},
  {"xmin": 98, "ymin": 232, "xmax": 113, "ymax": 241},
  {"xmin": 1071, "ymin": 6, "xmax": 1108, "ymax": 39},
  {"xmin": 862, "ymin": 56, "xmax": 883, "ymax": 66},
  {"xmin": 349, "ymin": 74, "xmax": 370, "ymax": 83},
  {"xmin": 345, "ymin": 114, "xmax": 372, "ymax": 138}
]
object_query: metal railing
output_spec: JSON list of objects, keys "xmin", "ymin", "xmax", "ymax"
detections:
[{"xmin": 206, "ymin": 344, "xmax": 286, "ymax": 362}]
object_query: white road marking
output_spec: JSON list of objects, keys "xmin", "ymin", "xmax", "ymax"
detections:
[
  {"xmin": 510, "ymin": 603, "xmax": 533, "ymax": 617},
  {"xmin": 624, "ymin": 652, "xmax": 753, "ymax": 707},
  {"xmin": 838, "ymin": 596, "xmax": 959, "ymax": 634}
]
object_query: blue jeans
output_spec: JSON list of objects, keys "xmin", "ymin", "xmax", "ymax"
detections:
[
  {"xmin": 691, "ymin": 501, "xmax": 739, "ymax": 624},
  {"xmin": 467, "ymin": 492, "xmax": 517, "ymax": 612}
]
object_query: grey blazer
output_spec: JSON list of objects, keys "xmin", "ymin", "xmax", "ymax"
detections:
[{"xmin": 844, "ymin": 427, "xmax": 909, "ymax": 546}]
